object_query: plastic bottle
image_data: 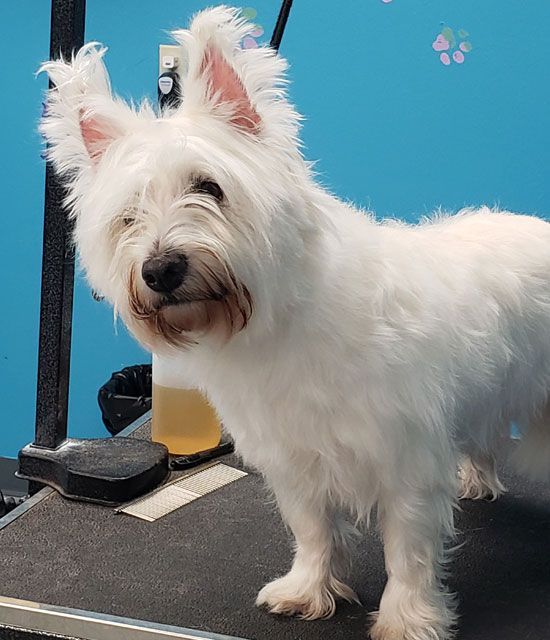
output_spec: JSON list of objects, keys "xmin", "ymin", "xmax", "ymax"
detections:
[{"xmin": 152, "ymin": 354, "xmax": 221, "ymax": 454}]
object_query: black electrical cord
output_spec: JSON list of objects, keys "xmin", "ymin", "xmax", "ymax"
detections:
[
  {"xmin": 270, "ymin": 0, "xmax": 294, "ymax": 51},
  {"xmin": 0, "ymin": 490, "xmax": 26, "ymax": 518}
]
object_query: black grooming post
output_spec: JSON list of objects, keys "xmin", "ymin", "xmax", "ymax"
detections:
[
  {"xmin": 34, "ymin": 0, "xmax": 85, "ymax": 452},
  {"xmin": 270, "ymin": 0, "xmax": 294, "ymax": 51},
  {"xmin": 18, "ymin": 0, "xmax": 169, "ymax": 505}
]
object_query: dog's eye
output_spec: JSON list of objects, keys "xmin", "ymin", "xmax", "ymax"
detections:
[
  {"xmin": 122, "ymin": 208, "xmax": 138, "ymax": 226},
  {"xmin": 193, "ymin": 179, "xmax": 224, "ymax": 201}
]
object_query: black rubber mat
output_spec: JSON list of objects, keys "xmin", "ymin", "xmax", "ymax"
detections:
[
  {"xmin": 0, "ymin": 628, "xmax": 75, "ymax": 640},
  {"xmin": 0, "ymin": 443, "xmax": 548, "ymax": 640}
]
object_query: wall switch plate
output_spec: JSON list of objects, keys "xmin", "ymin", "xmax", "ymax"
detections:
[{"xmin": 158, "ymin": 44, "xmax": 187, "ymax": 76}]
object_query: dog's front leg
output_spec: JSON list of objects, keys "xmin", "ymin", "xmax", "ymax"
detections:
[
  {"xmin": 371, "ymin": 481, "xmax": 457, "ymax": 640},
  {"xmin": 256, "ymin": 471, "xmax": 358, "ymax": 620}
]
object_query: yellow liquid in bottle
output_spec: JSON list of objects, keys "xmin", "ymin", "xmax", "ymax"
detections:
[{"xmin": 151, "ymin": 383, "xmax": 222, "ymax": 455}]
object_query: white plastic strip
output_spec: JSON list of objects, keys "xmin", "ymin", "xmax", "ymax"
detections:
[{"xmin": 120, "ymin": 463, "xmax": 247, "ymax": 522}]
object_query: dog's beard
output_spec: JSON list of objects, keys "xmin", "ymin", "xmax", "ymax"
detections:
[{"xmin": 125, "ymin": 248, "xmax": 252, "ymax": 350}]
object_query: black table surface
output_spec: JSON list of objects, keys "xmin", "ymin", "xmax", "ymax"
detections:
[{"xmin": 0, "ymin": 433, "xmax": 548, "ymax": 640}]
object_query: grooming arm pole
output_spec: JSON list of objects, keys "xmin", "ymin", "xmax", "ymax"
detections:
[
  {"xmin": 270, "ymin": 0, "xmax": 294, "ymax": 51},
  {"xmin": 34, "ymin": 0, "xmax": 86, "ymax": 451}
]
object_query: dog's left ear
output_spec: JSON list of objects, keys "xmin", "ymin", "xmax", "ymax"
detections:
[
  {"xmin": 198, "ymin": 44, "xmax": 261, "ymax": 132},
  {"xmin": 172, "ymin": 7, "xmax": 277, "ymax": 134}
]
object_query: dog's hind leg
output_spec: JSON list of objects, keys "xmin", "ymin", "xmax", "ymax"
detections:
[
  {"xmin": 513, "ymin": 401, "xmax": 550, "ymax": 481},
  {"xmin": 458, "ymin": 452, "xmax": 506, "ymax": 501},
  {"xmin": 256, "ymin": 471, "xmax": 358, "ymax": 620}
]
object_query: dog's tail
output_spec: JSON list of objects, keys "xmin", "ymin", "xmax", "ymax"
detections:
[{"xmin": 512, "ymin": 406, "xmax": 550, "ymax": 481}]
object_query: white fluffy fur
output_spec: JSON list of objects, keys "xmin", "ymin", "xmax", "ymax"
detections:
[{"xmin": 39, "ymin": 7, "xmax": 550, "ymax": 639}]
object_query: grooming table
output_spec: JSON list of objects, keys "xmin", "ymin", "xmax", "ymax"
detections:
[{"xmin": 0, "ymin": 417, "xmax": 549, "ymax": 640}]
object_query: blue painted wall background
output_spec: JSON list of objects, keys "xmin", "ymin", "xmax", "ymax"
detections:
[
  {"xmin": 0, "ymin": 3, "xmax": 48, "ymax": 459},
  {"xmin": 1, "ymin": 0, "xmax": 550, "ymax": 457}
]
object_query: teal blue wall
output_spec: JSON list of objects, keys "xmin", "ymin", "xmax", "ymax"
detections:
[
  {"xmin": 0, "ymin": 3, "xmax": 48, "ymax": 459},
  {"xmin": 1, "ymin": 1, "xmax": 550, "ymax": 457}
]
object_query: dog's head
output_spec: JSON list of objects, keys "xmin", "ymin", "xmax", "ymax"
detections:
[{"xmin": 40, "ymin": 6, "xmax": 316, "ymax": 352}]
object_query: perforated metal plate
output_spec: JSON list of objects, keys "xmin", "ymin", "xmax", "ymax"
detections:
[{"xmin": 118, "ymin": 463, "xmax": 248, "ymax": 522}]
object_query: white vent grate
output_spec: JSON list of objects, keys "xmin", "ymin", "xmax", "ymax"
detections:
[{"xmin": 119, "ymin": 463, "xmax": 248, "ymax": 522}]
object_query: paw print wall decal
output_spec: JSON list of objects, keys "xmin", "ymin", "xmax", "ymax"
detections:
[
  {"xmin": 432, "ymin": 26, "xmax": 473, "ymax": 66},
  {"xmin": 240, "ymin": 7, "xmax": 265, "ymax": 49}
]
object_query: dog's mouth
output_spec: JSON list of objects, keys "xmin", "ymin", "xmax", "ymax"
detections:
[{"xmin": 155, "ymin": 289, "xmax": 229, "ymax": 310}]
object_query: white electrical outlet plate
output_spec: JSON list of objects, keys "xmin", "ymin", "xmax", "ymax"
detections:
[{"xmin": 158, "ymin": 44, "xmax": 187, "ymax": 75}]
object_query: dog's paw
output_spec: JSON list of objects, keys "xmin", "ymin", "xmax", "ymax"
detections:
[
  {"xmin": 369, "ymin": 620, "xmax": 407, "ymax": 640},
  {"xmin": 370, "ymin": 615, "xmax": 453, "ymax": 640},
  {"xmin": 256, "ymin": 573, "xmax": 358, "ymax": 620},
  {"xmin": 369, "ymin": 592, "xmax": 456, "ymax": 640},
  {"xmin": 458, "ymin": 458, "xmax": 506, "ymax": 501}
]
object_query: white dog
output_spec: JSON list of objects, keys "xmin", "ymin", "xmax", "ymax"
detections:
[{"xmin": 39, "ymin": 7, "xmax": 550, "ymax": 639}]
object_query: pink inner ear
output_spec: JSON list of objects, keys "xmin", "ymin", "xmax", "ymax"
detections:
[
  {"xmin": 202, "ymin": 46, "xmax": 261, "ymax": 132},
  {"xmin": 79, "ymin": 110, "xmax": 113, "ymax": 162}
]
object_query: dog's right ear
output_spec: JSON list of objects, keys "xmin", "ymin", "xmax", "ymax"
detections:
[{"xmin": 39, "ymin": 44, "xmax": 134, "ymax": 176}]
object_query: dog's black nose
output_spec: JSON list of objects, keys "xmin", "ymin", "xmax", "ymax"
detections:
[{"xmin": 141, "ymin": 253, "xmax": 188, "ymax": 293}]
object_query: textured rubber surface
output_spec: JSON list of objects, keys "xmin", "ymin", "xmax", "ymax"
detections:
[
  {"xmin": 0, "ymin": 452, "xmax": 548, "ymax": 640},
  {"xmin": 0, "ymin": 627, "xmax": 79, "ymax": 640}
]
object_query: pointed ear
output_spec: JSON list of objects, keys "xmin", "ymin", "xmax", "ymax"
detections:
[
  {"xmin": 200, "ymin": 44, "xmax": 261, "ymax": 132},
  {"xmin": 39, "ymin": 43, "xmax": 132, "ymax": 173},
  {"xmin": 172, "ymin": 7, "xmax": 265, "ymax": 134},
  {"xmin": 78, "ymin": 107, "xmax": 125, "ymax": 162}
]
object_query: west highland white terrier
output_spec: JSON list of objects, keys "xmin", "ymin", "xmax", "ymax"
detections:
[{"xmin": 39, "ymin": 7, "xmax": 550, "ymax": 639}]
